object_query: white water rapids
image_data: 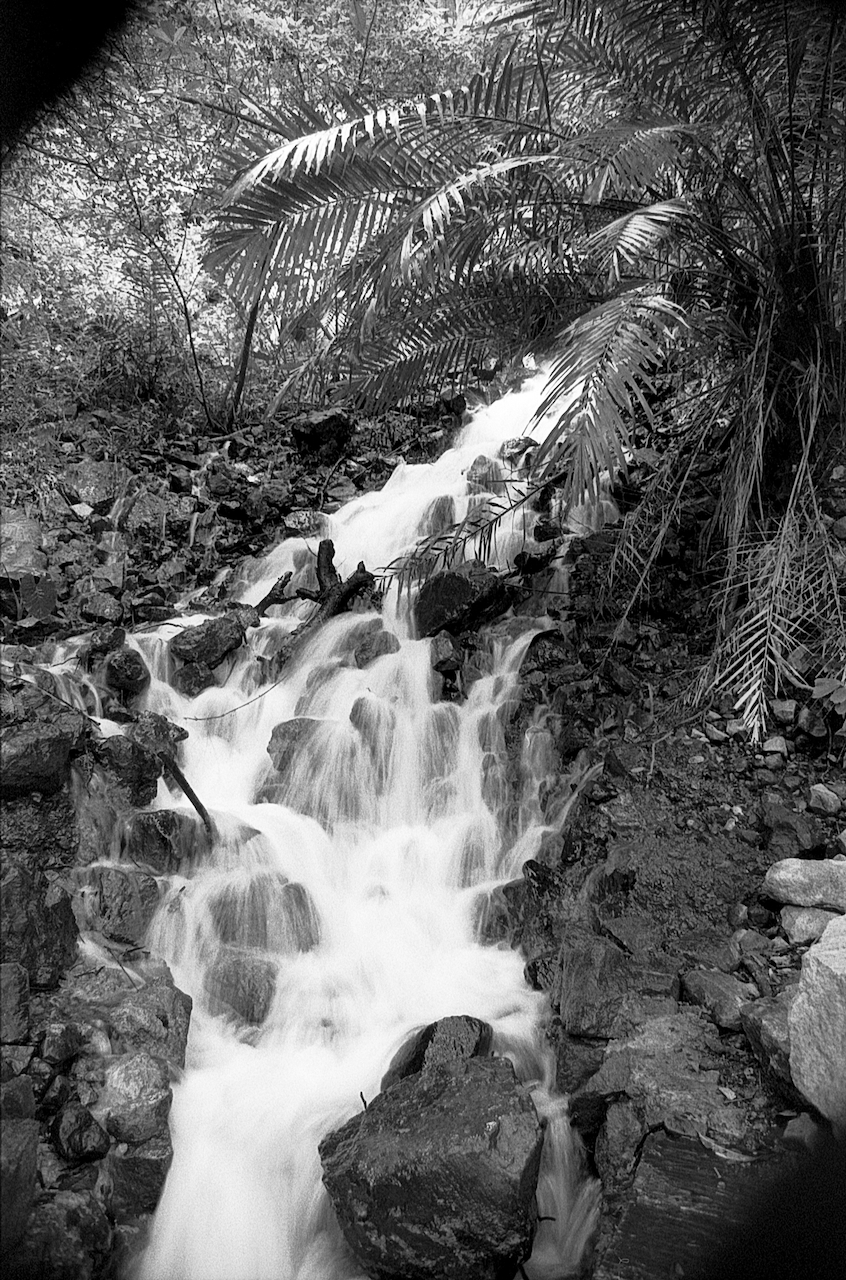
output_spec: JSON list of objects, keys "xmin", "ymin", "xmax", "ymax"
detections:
[{"xmin": 78, "ymin": 371, "xmax": 601, "ymax": 1278}]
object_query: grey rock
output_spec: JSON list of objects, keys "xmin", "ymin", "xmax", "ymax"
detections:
[
  {"xmin": 553, "ymin": 930, "xmax": 631, "ymax": 1037},
  {"xmin": 414, "ymin": 561, "xmax": 513, "ymax": 638},
  {"xmin": 594, "ymin": 1097, "xmax": 645, "ymax": 1190},
  {"xmin": 1, "ymin": 962, "xmax": 30, "ymax": 1043},
  {"xmin": 208, "ymin": 873, "xmax": 320, "ymax": 953},
  {"xmin": 108, "ymin": 1129, "xmax": 173, "ymax": 1218},
  {"xmin": 94, "ymin": 1053, "xmax": 171, "ymax": 1144},
  {"xmin": 120, "ymin": 808, "xmax": 201, "ymax": 873},
  {"xmin": 0, "ymin": 1075, "xmax": 35, "ymax": 1119},
  {"xmin": 169, "ymin": 615, "xmax": 244, "ymax": 669},
  {"xmin": 762, "ymin": 858, "xmax": 846, "ymax": 912},
  {"xmin": 788, "ymin": 916, "xmax": 846, "ymax": 1132},
  {"xmin": 8, "ymin": 1188, "xmax": 112, "ymax": 1280},
  {"xmin": 266, "ymin": 717, "xmax": 321, "ymax": 776},
  {"xmin": 103, "ymin": 646, "xmax": 150, "ymax": 695},
  {"xmin": 354, "ymin": 627, "xmax": 400, "ymax": 668},
  {"xmin": 808, "ymin": 783, "xmax": 842, "ymax": 816},
  {"xmin": 430, "ymin": 631, "xmax": 461, "ymax": 674},
  {"xmin": 92, "ymin": 734, "xmax": 161, "ymax": 807},
  {"xmin": 0, "ymin": 866, "xmax": 78, "ymax": 988},
  {"xmin": 760, "ymin": 799, "xmax": 825, "ymax": 859},
  {"xmin": 81, "ymin": 591, "xmax": 123, "ymax": 624},
  {"xmin": 0, "ymin": 683, "xmax": 86, "ymax": 797},
  {"xmin": 0, "ymin": 511, "xmax": 46, "ymax": 578},
  {"xmin": 50, "ymin": 1102, "xmax": 111, "ymax": 1162},
  {"xmin": 780, "ymin": 904, "xmax": 840, "ymax": 945},
  {"xmin": 205, "ymin": 949, "xmax": 276, "ymax": 1026},
  {"xmin": 381, "ymin": 1015, "xmax": 492, "ymax": 1091},
  {"xmin": 109, "ymin": 977, "xmax": 192, "ymax": 1068},
  {"xmin": 320, "ymin": 1057, "xmax": 543, "ymax": 1280},
  {"xmin": 740, "ymin": 990, "xmax": 796, "ymax": 1088},
  {"xmin": 83, "ymin": 865, "xmax": 160, "ymax": 946},
  {"xmin": 171, "ymin": 660, "xmax": 216, "ymax": 697},
  {"xmin": 682, "ymin": 969, "xmax": 757, "ymax": 1031},
  {"xmin": 41, "ymin": 1021, "xmax": 85, "ymax": 1065},
  {"xmin": 291, "ymin": 408, "xmax": 353, "ymax": 463},
  {"xmin": 0, "ymin": 1117, "xmax": 38, "ymax": 1249}
]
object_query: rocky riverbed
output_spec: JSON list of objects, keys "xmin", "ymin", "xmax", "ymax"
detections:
[{"xmin": 2, "ymin": 401, "xmax": 845, "ymax": 1279}]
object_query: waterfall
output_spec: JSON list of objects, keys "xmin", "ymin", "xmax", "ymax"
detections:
[{"xmin": 106, "ymin": 370, "xmax": 601, "ymax": 1279}]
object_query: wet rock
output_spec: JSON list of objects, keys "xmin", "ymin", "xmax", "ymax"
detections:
[
  {"xmin": 808, "ymin": 783, "xmax": 842, "ymax": 816},
  {"xmin": 91, "ymin": 734, "xmax": 161, "ymax": 807},
  {"xmin": 41, "ymin": 1021, "xmax": 85, "ymax": 1066},
  {"xmin": 518, "ymin": 629, "xmax": 576, "ymax": 680},
  {"xmin": 80, "ymin": 591, "xmax": 123, "ymax": 624},
  {"xmin": 171, "ymin": 660, "xmax": 217, "ymax": 697},
  {"xmin": 381, "ymin": 1015, "xmax": 492, "ymax": 1091},
  {"xmin": 762, "ymin": 858, "xmax": 846, "ymax": 912},
  {"xmin": 320, "ymin": 1056, "xmax": 543, "ymax": 1280},
  {"xmin": 126, "ymin": 711, "xmax": 188, "ymax": 760},
  {"xmin": 50, "ymin": 1102, "xmax": 111, "ymax": 1162},
  {"xmin": 414, "ymin": 561, "xmax": 513, "ymax": 638},
  {"xmin": 169, "ymin": 615, "xmax": 244, "ymax": 669},
  {"xmin": 205, "ymin": 949, "xmax": 276, "ymax": 1026},
  {"xmin": 780, "ymin": 904, "xmax": 839, "ymax": 945},
  {"xmin": 0, "ymin": 1075, "xmax": 35, "ymax": 1119},
  {"xmin": 8, "ymin": 1188, "xmax": 112, "ymax": 1280},
  {"xmin": 740, "ymin": 989, "xmax": 796, "ymax": 1089},
  {"xmin": 1, "ymin": 963, "xmax": 30, "ymax": 1043},
  {"xmin": 84, "ymin": 624, "xmax": 126, "ymax": 666},
  {"xmin": 682, "ymin": 969, "xmax": 756, "ymax": 1031},
  {"xmin": 0, "ymin": 866, "xmax": 78, "ymax": 988},
  {"xmin": 102, "ymin": 647, "xmax": 150, "ymax": 696},
  {"xmin": 108, "ymin": 1128, "xmax": 172, "ymax": 1218},
  {"xmin": 0, "ymin": 1117, "xmax": 38, "ymax": 1248},
  {"xmin": 353, "ymin": 627, "xmax": 400, "ymax": 668},
  {"xmin": 430, "ymin": 631, "xmax": 461, "ymax": 674},
  {"xmin": 109, "ymin": 976, "xmax": 192, "ymax": 1068},
  {"xmin": 94, "ymin": 1053, "xmax": 171, "ymax": 1144},
  {"xmin": 266, "ymin": 717, "xmax": 321, "ymax": 776},
  {"xmin": 83, "ymin": 866, "xmax": 160, "ymax": 946},
  {"xmin": 121, "ymin": 808, "xmax": 200, "ymax": 874},
  {"xmin": 788, "ymin": 916, "xmax": 846, "ymax": 1132},
  {"xmin": 209, "ymin": 874, "xmax": 320, "ymax": 954},
  {"xmin": 0, "ymin": 684, "xmax": 86, "ymax": 797},
  {"xmin": 291, "ymin": 408, "xmax": 353, "ymax": 463},
  {"xmin": 466, "ymin": 454, "xmax": 500, "ymax": 492}
]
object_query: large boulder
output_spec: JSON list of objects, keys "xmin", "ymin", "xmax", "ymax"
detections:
[
  {"xmin": 109, "ymin": 976, "xmax": 192, "ymax": 1068},
  {"xmin": 0, "ymin": 684, "xmax": 86, "ymax": 797},
  {"xmin": 0, "ymin": 865, "xmax": 78, "ymax": 988},
  {"xmin": 740, "ymin": 990, "xmax": 796, "ymax": 1091},
  {"xmin": 204, "ymin": 949, "xmax": 276, "ymax": 1026},
  {"xmin": 413, "ymin": 562, "xmax": 514, "ymax": 638},
  {"xmin": 93, "ymin": 1053, "xmax": 171, "ymax": 1144},
  {"xmin": 0, "ymin": 963, "xmax": 30, "ymax": 1043},
  {"xmin": 7, "ymin": 1188, "xmax": 112, "ymax": 1280},
  {"xmin": 81, "ymin": 866, "xmax": 161, "ymax": 947},
  {"xmin": 0, "ymin": 511, "xmax": 47, "ymax": 578},
  {"xmin": 169, "ymin": 615, "xmax": 244, "ymax": 669},
  {"xmin": 788, "ymin": 916, "xmax": 846, "ymax": 1133},
  {"xmin": 102, "ymin": 647, "xmax": 150, "ymax": 696},
  {"xmin": 208, "ymin": 874, "xmax": 320, "ymax": 953},
  {"xmin": 320, "ymin": 1057, "xmax": 543, "ymax": 1280},
  {"xmin": 91, "ymin": 735, "xmax": 161, "ymax": 807},
  {"xmin": 120, "ymin": 808, "xmax": 201, "ymax": 874},
  {"xmin": 265, "ymin": 717, "xmax": 321, "ymax": 777},
  {"xmin": 108, "ymin": 1129, "xmax": 173, "ymax": 1218}
]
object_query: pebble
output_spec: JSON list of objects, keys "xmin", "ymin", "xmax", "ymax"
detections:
[{"xmin": 763, "ymin": 736, "xmax": 788, "ymax": 756}]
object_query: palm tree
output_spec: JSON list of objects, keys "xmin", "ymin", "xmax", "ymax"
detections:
[{"xmin": 208, "ymin": 0, "xmax": 846, "ymax": 738}]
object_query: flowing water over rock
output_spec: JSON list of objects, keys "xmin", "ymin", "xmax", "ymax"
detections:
[{"xmin": 87, "ymin": 373, "xmax": 600, "ymax": 1279}]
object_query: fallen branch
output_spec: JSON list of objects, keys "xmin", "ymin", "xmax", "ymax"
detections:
[
  {"xmin": 255, "ymin": 571, "xmax": 293, "ymax": 617},
  {"xmin": 158, "ymin": 753, "xmax": 216, "ymax": 839}
]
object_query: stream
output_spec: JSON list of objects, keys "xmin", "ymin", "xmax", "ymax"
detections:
[{"xmin": 107, "ymin": 371, "xmax": 600, "ymax": 1279}]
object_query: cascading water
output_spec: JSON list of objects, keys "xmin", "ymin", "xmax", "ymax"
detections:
[{"xmin": 73, "ymin": 370, "xmax": 600, "ymax": 1279}]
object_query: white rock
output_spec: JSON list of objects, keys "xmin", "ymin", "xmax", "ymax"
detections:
[
  {"xmin": 808, "ymin": 784, "xmax": 842, "ymax": 816},
  {"xmin": 763, "ymin": 735, "xmax": 788, "ymax": 756},
  {"xmin": 780, "ymin": 905, "xmax": 840, "ymax": 945},
  {"xmin": 837, "ymin": 830, "xmax": 846, "ymax": 857},
  {"xmin": 762, "ymin": 858, "xmax": 846, "ymax": 912},
  {"xmin": 788, "ymin": 916, "xmax": 846, "ymax": 1134}
]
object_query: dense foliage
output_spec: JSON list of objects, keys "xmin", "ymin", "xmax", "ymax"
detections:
[{"xmin": 2, "ymin": 0, "xmax": 844, "ymax": 737}]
